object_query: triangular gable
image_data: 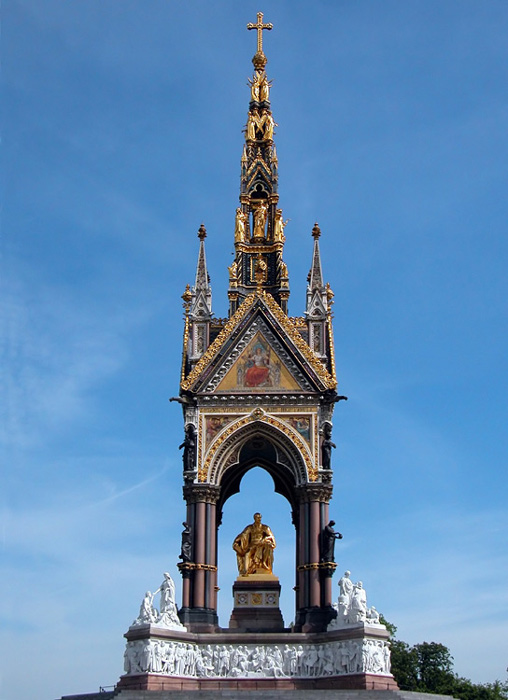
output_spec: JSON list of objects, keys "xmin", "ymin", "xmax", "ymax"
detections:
[
  {"xmin": 215, "ymin": 330, "xmax": 302, "ymax": 392},
  {"xmin": 180, "ymin": 291, "xmax": 336, "ymax": 393},
  {"xmin": 307, "ymin": 290, "xmax": 327, "ymax": 318}
]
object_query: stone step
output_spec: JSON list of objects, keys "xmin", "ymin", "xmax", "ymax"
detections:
[
  {"xmin": 60, "ymin": 691, "xmax": 457, "ymax": 700},
  {"xmin": 112, "ymin": 691, "xmax": 456, "ymax": 700}
]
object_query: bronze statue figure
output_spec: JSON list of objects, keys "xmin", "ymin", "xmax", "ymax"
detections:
[
  {"xmin": 321, "ymin": 422, "xmax": 336, "ymax": 470},
  {"xmin": 320, "ymin": 520, "xmax": 343, "ymax": 563},
  {"xmin": 179, "ymin": 521, "xmax": 192, "ymax": 562},
  {"xmin": 179, "ymin": 424, "xmax": 197, "ymax": 472}
]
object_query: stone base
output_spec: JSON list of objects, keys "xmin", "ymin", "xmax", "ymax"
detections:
[
  {"xmin": 63, "ymin": 691, "xmax": 460, "ymax": 699},
  {"xmin": 178, "ymin": 606, "xmax": 218, "ymax": 633},
  {"xmin": 228, "ymin": 577, "xmax": 284, "ymax": 632},
  {"xmin": 296, "ymin": 605, "xmax": 337, "ymax": 633},
  {"xmin": 119, "ymin": 625, "xmax": 397, "ymax": 692},
  {"xmin": 118, "ymin": 673, "xmax": 398, "ymax": 691},
  {"xmin": 60, "ymin": 688, "xmax": 454, "ymax": 700}
]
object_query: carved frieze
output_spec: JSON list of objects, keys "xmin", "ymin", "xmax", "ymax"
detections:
[{"xmin": 123, "ymin": 637, "xmax": 391, "ymax": 678}]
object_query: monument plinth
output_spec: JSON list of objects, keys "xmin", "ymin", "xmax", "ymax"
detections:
[
  {"xmin": 229, "ymin": 575, "xmax": 284, "ymax": 632},
  {"xmin": 227, "ymin": 512, "xmax": 284, "ymax": 631}
]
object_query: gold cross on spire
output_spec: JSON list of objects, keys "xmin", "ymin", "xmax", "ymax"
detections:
[{"xmin": 247, "ymin": 12, "xmax": 273, "ymax": 55}]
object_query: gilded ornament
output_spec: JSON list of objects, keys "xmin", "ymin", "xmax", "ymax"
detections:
[
  {"xmin": 273, "ymin": 209, "xmax": 289, "ymax": 242},
  {"xmin": 199, "ymin": 411, "xmax": 316, "ymax": 482},
  {"xmin": 180, "ymin": 311, "xmax": 190, "ymax": 383},
  {"xmin": 326, "ymin": 312, "xmax": 337, "ymax": 383},
  {"xmin": 180, "ymin": 294, "xmax": 257, "ymax": 390},
  {"xmin": 248, "ymin": 74, "xmax": 261, "ymax": 102},
  {"xmin": 246, "ymin": 111, "xmax": 259, "ymax": 141},
  {"xmin": 181, "ymin": 292, "xmax": 336, "ymax": 394},
  {"xmin": 234, "ymin": 208, "xmax": 248, "ymax": 243},
  {"xmin": 260, "ymin": 291, "xmax": 337, "ymax": 390},
  {"xmin": 262, "ymin": 112, "xmax": 277, "ymax": 140},
  {"xmin": 246, "ymin": 12, "xmax": 273, "ymax": 62},
  {"xmin": 254, "ymin": 254, "xmax": 268, "ymax": 289},
  {"xmin": 259, "ymin": 74, "xmax": 271, "ymax": 102},
  {"xmin": 252, "ymin": 201, "xmax": 268, "ymax": 240},
  {"xmin": 228, "ymin": 260, "xmax": 238, "ymax": 279},
  {"xmin": 233, "ymin": 512, "xmax": 276, "ymax": 576}
]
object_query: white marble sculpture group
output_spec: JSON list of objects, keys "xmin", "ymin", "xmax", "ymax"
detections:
[
  {"xmin": 125, "ymin": 569, "xmax": 390, "ymax": 680},
  {"xmin": 131, "ymin": 572, "xmax": 187, "ymax": 632},
  {"xmin": 327, "ymin": 571, "xmax": 384, "ymax": 629},
  {"xmin": 123, "ymin": 638, "xmax": 391, "ymax": 678}
]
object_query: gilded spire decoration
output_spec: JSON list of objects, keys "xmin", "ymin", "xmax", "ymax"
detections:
[
  {"xmin": 247, "ymin": 11, "xmax": 273, "ymax": 70},
  {"xmin": 227, "ymin": 11, "xmax": 291, "ymax": 316}
]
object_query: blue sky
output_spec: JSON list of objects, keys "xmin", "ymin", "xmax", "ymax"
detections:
[{"xmin": 2, "ymin": 2, "xmax": 508, "ymax": 698}]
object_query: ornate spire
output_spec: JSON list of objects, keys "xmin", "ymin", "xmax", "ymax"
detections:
[
  {"xmin": 308, "ymin": 223, "xmax": 324, "ymax": 291},
  {"xmin": 190, "ymin": 223, "xmax": 212, "ymax": 320},
  {"xmin": 228, "ymin": 13, "xmax": 290, "ymax": 316},
  {"xmin": 305, "ymin": 223, "xmax": 328, "ymax": 321}
]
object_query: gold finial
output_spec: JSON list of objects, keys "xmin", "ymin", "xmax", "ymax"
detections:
[
  {"xmin": 197, "ymin": 223, "xmax": 207, "ymax": 240},
  {"xmin": 254, "ymin": 252, "xmax": 268, "ymax": 291},
  {"xmin": 312, "ymin": 222, "xmax": 321, "ymax": 239},
  {"xmin": 182, "ymin": 284, "xmax": 192, "ymax": 307},
  {"xmin": 247, "ymin": 12, "xmax": 273, "ymax": 70}
]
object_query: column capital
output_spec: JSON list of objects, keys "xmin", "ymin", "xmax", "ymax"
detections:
[
  {"xmin": 295, "ymin": 483, "xmax": 333, "ymax": 504},
  {"xmin": 183, "ymin": 484, "xmax": 221, "ymax": 504}
]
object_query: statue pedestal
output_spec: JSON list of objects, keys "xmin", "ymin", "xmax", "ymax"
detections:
[{"xmin": 228, "ymin": 574, "xmax": 285, "ymax": 632}]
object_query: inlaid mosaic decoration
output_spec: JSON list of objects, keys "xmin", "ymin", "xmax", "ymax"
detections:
[{"xmin": 216, "ymin": 332, "xmax": 301, "ymax": 392}]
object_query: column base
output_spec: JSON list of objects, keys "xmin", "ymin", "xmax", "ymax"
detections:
[
  {"xmin": 178, "ymin": 607, "xmax": 218, "ymax": 632},
  {"xmin": 294, "ymin": 605, "xmax": 336, "ymax": 633}
]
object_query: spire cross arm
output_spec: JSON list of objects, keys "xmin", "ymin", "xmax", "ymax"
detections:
[{"xmin": 247, "ymin": 12, "xmax": 273, "ymax": 54}]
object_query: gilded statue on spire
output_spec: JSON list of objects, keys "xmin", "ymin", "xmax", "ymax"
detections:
[
  {"xmin": 248, "ymin": 73, "xmax": 261, "ymax": 102},
  {"xmin": 262, "ymin": 112, "xmax": 277, "ymax": 140},
  {"xmin": 259, "ymin": 73, "xmax": 271, "ymax": 102},
  {"xmin": 252, "ymin": 201, "xmax": 268, "ymax": 240},
  {"xmin": 253, "ymin": 253, "xmax": 268, "ymax": 290},
  {"xmin": 248, "ymin": 71, "xmax": 272, "ymax": 103},
  {"xmin": 234, "ymin": 207, "xmax": 248, "ymax": 243},
  {"xmin": 246, "ymin": 111, "xmax": 258, "ymax": 141},
  {"xmin": 273, "ymin": 208, "xmax": 289, "ymax": 242}
]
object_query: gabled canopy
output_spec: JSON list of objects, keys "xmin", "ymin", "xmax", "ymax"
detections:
[{"xmin": 181, "ymin": 291, "xmax": 336, "ymax": 394}]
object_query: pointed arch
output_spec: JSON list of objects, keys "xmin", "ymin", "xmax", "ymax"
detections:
[{"xmin": 202, "ymin": 412, "xmax": 313, "ymax": 515}]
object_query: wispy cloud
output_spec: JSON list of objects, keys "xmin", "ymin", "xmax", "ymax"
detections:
[{"xmin": 1, "ymin": 263, "xmax": 155, "ymax": 450}]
